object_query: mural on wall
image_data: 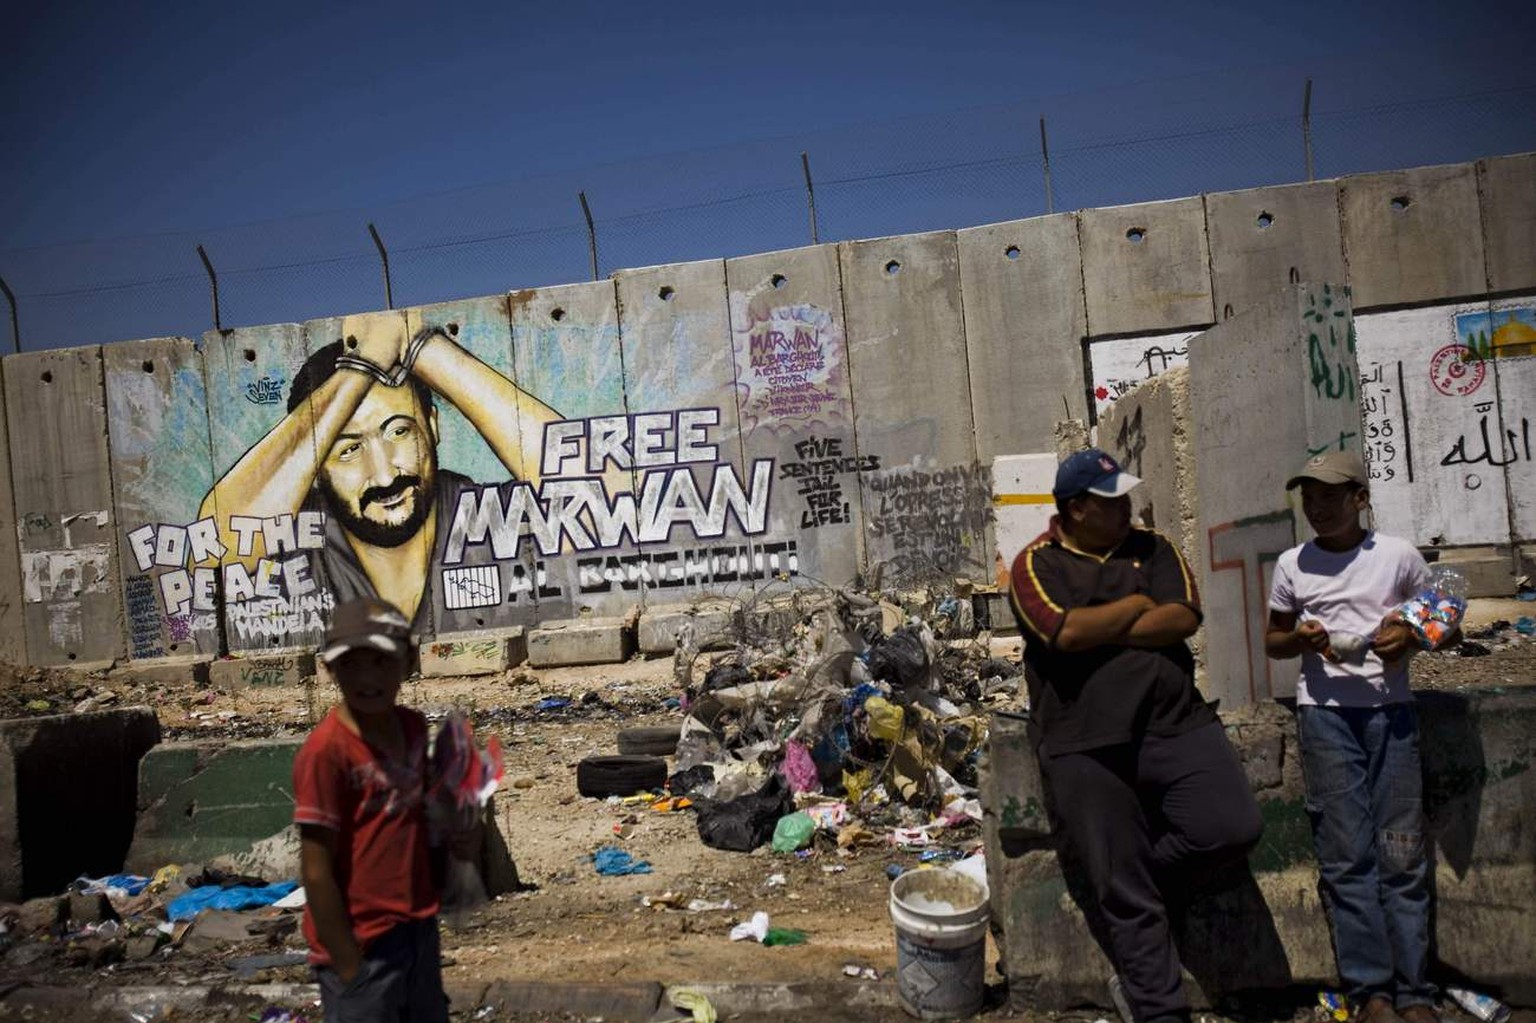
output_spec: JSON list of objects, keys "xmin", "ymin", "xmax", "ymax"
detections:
[
  {"xmin": 1355, "ymin": 298, "xmax": 1535, "ymax": 547},
  {"xmin": 1087, "ymin": 330, "xmax": 1197, "ymax": 418},
  {"xmin": 120, "ymin": 308, "xmax": 781, "ymax": 655}
]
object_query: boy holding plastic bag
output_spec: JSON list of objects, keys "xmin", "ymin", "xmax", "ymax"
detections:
[
  {"xmin": 294, "ymin": 598, "xmax": 500, "ymax": 1022},
  {"xmin": 1264, "ymin": 452, "xmax": 1460, "ymax": 1023}
]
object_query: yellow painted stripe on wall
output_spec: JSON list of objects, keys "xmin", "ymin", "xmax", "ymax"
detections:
[{"xmin": 993, "ymin": 493, "xmax": 1054, "ymax": 505}]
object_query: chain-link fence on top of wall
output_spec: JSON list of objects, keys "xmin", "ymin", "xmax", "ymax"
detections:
[{"xmin": 3, "ymin": 61, "xmax": 1535, "ymax": 352}]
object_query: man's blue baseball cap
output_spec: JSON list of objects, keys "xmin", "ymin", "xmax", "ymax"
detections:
[{"xmin": 1053, "ymin": 447, "xmax": 1142, "ymax": 500}]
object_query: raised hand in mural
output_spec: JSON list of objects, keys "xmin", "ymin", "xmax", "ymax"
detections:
[{"xmin": 340, "ymin": 311, "xmax": 411, "ymax": 379}]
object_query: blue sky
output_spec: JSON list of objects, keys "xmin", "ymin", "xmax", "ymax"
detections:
[{"xmin": 1, "ymin": 0, "xmax": 1533, "ymax": 347}]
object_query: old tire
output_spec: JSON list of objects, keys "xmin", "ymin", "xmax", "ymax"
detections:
[
  {"xmin": 576, "ymin": 755, "xmax": 668, "ymax": 798},
  {"xmin": 616, "ymin": 725, "xmax": 682, "ymax": 756}
]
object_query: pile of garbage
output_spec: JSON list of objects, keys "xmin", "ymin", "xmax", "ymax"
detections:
[{"xmin": 662, "ymin": 584, "xmax": 1023, "ymax": 855}]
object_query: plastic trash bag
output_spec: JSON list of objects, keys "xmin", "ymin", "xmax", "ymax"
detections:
[
  {"xmin": 695, "ymin": 774, "xmax": 794, "ymax": 853},
  {"xmin": 867, "ymin": 626, "xmax": 930, "ymax": 690},
  {"xmin": 771, "ymin": 811, "xmax": 815, "ymax": 853},
  {"xmin": 1391, "ymin": 565, "xmax": 1469, "ymax": 650}
]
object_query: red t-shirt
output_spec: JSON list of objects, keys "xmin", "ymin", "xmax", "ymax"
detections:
[{"xmin": 292, "ymin": 705, "xmax": 439, "ymax": 965}]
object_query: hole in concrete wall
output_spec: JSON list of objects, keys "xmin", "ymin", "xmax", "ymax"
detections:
[
  {"xmin": 771, "ymin": 274, "xmax": 788, "ymax": 289},
  {"xmin": 1256, "ymin": 212, "xmax": 1274, "ymax": 229},
  {"xmin": 142, "ymin": 360, "xmax": 155, "ymax": 374},
  {"xmin": 1223, "ymin": 303, "xmax": 1234, "ymax": 320},
  {"xmin": 475, "ymin": 616, "xmax": 486, "ymax": 627},
  {"xmin": 169, "ymin": 642, "xmax": 179, "ymax": 652},
  {"xmin": 885, "ymin": 260, "xmax": 902, "ymax": 276},
  {"xmin": 658, "ymin": 286, "xmax": 675, "ymax": 302},
  {"xmin": 550, "ymin": 307, "xmax": 566, "ymax": 322},
  {"xmin": 1126, "ymin": 228, "xmax": 1146, "ymax": 244},
  {"xmin": 447, "ymin": 322, "xmax": 460, "ymax": 337},
  {"xmin": 1004, "ymin": 246, "xmax": 1021, "ymax": 260},
  {"xmin": 1390, "ymin": 195, "xmax": 1411, "ymax": 212},
  {"xmin": 344, "ymin": 335, "xmax": 358, "ymax": 350},
  {"xmin": 41, "ymin": 371, "xmax": 53, "ymax": 384},
  {"xmin": 1289, "ymin": 267, "xmax": 1300, "ymax": 284},
  {"xmin": 67, "ymin": 652, "xmax": 76, "ymax": 661},
  {"xmin": 243, "ymin": 349, "xmax": 257, "ymax": 363}
]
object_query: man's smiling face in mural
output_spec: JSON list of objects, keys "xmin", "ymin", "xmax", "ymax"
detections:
[{"xmin": 318, "ymin": 381, "xmax": 440, "ymax": 548}]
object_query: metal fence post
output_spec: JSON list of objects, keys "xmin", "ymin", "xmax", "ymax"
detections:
[
  {"xmin": 0, "ymin": 275, "xmax": 18, "ymax": 353},
  {"xmin": 1039, "ymin": 116, "xmax": 1055, "ymax": 214},
  {"xmin": 368, "ymin": 223, "xmax": 394, "ymax": 309},
  {"xmin": 578, "ymin": 191, "xmax": 599, "ymax": 282},
  {"xmin": 1302, "ymin": 77, "xmax": 1315, "ymax": 182},
  {"xmin": 195, "ymin": 245, "xmax": 221, "ymax": 332},
  {"xmin": 801, "ymin": 151, "xmax": 820, "ymax": 244}
]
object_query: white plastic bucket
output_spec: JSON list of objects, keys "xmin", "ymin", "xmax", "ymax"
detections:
[{"xmin": 889, "ymin": 867, "xmax": 990, "ymax": 1020}]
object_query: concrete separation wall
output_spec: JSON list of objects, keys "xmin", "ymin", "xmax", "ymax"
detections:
[
  {"xmin": 982, "ymin": 688, "xmax": 1536, "ymax": 1009},
  {"xmin": 0, "ymin": 155, "xmax": 1530, "ymax": 670},
  {"xmin": 1098, "ymin": 367, "xmax": 1197, "ymax": 566},
  {"xmin": 0, "ymin": 707, "xmax": 160, "ymax": 900},
  {"xmin": 0, "ymin": 362, "xmax": 24, "ymax": 666}
]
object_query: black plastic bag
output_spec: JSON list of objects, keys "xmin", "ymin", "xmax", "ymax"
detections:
[
  {"xmin": 694, "ymin": 773, "xmax": 794, "ymax": 852},
  {"xmin": 668, "ymin": 763, "xmax": 716, "ymax": 798},
  {"xmin": 867, "ymin": 625, "xmax": 929, "ymax": 690}
]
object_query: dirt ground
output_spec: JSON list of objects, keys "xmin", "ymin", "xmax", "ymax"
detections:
[{"xmin": 0, "ymin": 598, "xmax": 1532, "ymax": 1022}]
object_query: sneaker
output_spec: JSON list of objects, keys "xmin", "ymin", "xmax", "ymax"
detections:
[
  {"xmin": 1359, "ymin": 996, "xmax": 1409, "ymax": 1023},
  {"xmin": 1108, "ymin": 974, "xmax": 1135, "ymax": 1023}
]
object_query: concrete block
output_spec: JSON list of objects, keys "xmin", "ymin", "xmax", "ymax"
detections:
[
  {"xmin": 841, "ymin": 232, "xmax": 989, "ymax": 588},
  {"xmin": 1189, "ymin": 284, "xmax": 1361, "ymax": 708},
  {"xmin": 0, "ymin": 708, "xmax": 161, "ymax": 901},
  {"xmin": 1340, "ymin": 162, "xmax": 1485, "ymax": 309},
  {"xmin": 420, "ymin": 631, "xmax": 525, "ymax": 677},
  {"xmin": 108, "ymin": 655, "xmax": 211, "ymax": 688},
  {"xmin": 1205, "ymin": 180, "xmax": 1346, "ymax": 322},
  {"xmin": 635, "ymin": 602, "xmax": 733, "ymax": 655},
  {"xmin": 1477, "ymin": 152, "xmax": 1536, "ymax": 295},
  {"xmin": 1430, "ymin": 549, "xmax": 1517, "ymax": 598},
  {"xmin": 1079, "ymin": 196, "xmax": 1214, "ymax": 337},
  {"xmin": 727, "ymin": 243, "xmax": 863, "ymax": 589},
  {"xmin": 958, "ymin": 214, "xmax": 1088, "ymax": 460},
  {"xmin": 125, "ymin": 738, "xmax": 301, "ymax": 874},
  {"xmin": 507, "ymin": 279, "xmax": 624, "ymax": 621},
  {"xmin": 526, "ymin": 616, "xmax": 633, "ymax": 667},
  {"xmin": 404, "ymin": 297, "xmax": 543, "ymax": 636},
  {"xmin": 1096, "ymin": 367, "xmax": 1197, "ymax": 567},
  {"xmin": 0, "ymin": 361, "xmax": 24, "ymax": 665},
  {"xmin": 201, "ymin": 324, "xmax": 326, "ymax": 655},
  {"xmin": 984, "ymin": 689, "xmax": 1536, "ymax": 1008},
  {"xmin": 3, "ymin": 345, "xmax": 125, "ymax": 666},
  {"xmin": 104, "ymin": 336, "xmax": 220, "ymax": 661},
  {"xmin": 208, "ymin": 652, "xmax": 315, "ymax": 690},
  {"xmin": 486, "ymin": 979, "xmax": 662, "ymax": 1022}
]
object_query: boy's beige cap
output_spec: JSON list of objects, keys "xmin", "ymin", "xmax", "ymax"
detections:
[
  {"xmin": 321, "ymin": 597, "xmax": 411, "ymax": 664},
  {"xmin": 1285, "ymin": 450, "xmax": 1368, "ymax": 490}
]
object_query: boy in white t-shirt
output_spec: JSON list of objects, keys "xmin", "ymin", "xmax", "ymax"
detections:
[{"xmin": 1265, "ymin": 451, "xmax": 1440, "ymax": 1023}]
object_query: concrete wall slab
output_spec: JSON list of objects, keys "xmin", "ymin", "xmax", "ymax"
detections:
[
  {"xmin": 1477, "ymin": 152, "xmax": 1536, "ymax": 296},
  {"xmin": 1206, "ymin": 181, "xmax": 1346, "ymax": 321},
  {"xmin": 1340, "ymin": 163, "xmax": 1486, "ymax": 309},
  {"xmin": 1189, "ymin": 284, "xmax": 1361, "ymax": 707},
  {"xmin": 508, "ymin": 280, "xmax": 626, "ymax": 620},
  {"xmin": 3, "ymin": 346, "xmax": 123, "ymax": 665},
  {"xmin": 840, "ymin": 232, "xmax": 989, "ymax": 589},
  {"xmin": 201, "ymin": 324, "xmax": 324, "ymax": 655},
  {"xmin": 1079, "ymin": 197, "xmax": 1214, "ymax": 337},
  {"xmin": 403, "ymin": 297, "xmax": 542, "ymax": 636},
  {"xmin": 104, "ymin": 337, "xmax": 220, "ymax": 661},
  {"xmin": 958, "ymin": 214, "xmax": 1088, "ymax": 459},
  {"xmin": 1087, "ymin": 329, "xmax": 1197, "ymax": 420},
  {"xmin": 1354, "ymin": 298, "xmax": 1535, "ymax": 546},
  {"xmin": 0, "ymin": 361, "xmax": 24, "ymax": 665},
  {"xmin": 727, "ymin": 244, "xmax": 862, "ymax": 589},
  {"xmin": 1098, "ymin": 367, "xmax": 1197, "ymax": 565},
  {"xmin": 991, "ymin": 453, "xmax": 1056, "ymax": 577}
]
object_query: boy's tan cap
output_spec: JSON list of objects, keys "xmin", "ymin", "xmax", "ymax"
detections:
[
  {"xmin": 321, "ymin": 597, "xmax": 411, "ymax": 664},
  {"xmin": 1285, "ymin": 450, "xmax": 1368, "ymax": 490}
]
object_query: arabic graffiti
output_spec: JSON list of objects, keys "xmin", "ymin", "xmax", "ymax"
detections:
[
  {"xmin": 1304, "ymin": 285, "xmax": 1356, "ymax": 403},
  {"xmin": 1359, "ymin": 361, "xmax": 1404, "ymax": 483},
  {"xmin": 1440, "ymin": 409, "xmax": 1532, "ymax": 475}
]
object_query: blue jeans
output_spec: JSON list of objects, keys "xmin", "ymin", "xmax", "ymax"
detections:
[{"xmin": 1297, "ymin": 704, "xmax": 1434, "ymax": 1008}]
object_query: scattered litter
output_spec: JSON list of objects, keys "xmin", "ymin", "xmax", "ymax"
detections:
[
  {"xmin": 1516, "ymin": 616, "xmax": 1535, "ymax": 636},
  {"xmin": 763, "ymin": 926, "xmax": 807, "ymax": 946},
  {"xmin": 641, "ymin": 891, "xmax": 687, "ymax": 910},
  {"xmin": 229, "ymin": 952, "xmax": 309, "ymax": 977},
  {"xmin": 272, "ymin": 886, "xmax": 306, "ymax": 910},
  {"xmin": 166, "ymin": 881, "xmax": 299, "ymax": 921},
  {"xmin": 591, "ymin": 845, "xmax": 652, "ymax": 876},
  {"xmin": 1446, "ymin": 987, "xmax": 1512, "ymax": 1023},
  {"xmin": 1317, "ymin": 990, "xmax": 1348, "ymax": 1021},
  {"xmin": 535, "ymin": 697, "xmax": 571, "ymax": 711},
  {"xmin": 771, "ymin": 811, "xmax": 815, "ymax": 853},
  {"xmin": 842, "ymin": 963, "xmax": 880, "ymax": 980},
  {"xmin": 685, "ymin": 897, "xmax": 736, "ymax": 913},
  {"xmin": 668, "ymin": 987, "xmax": 719, "ymax": 1023},
  {"xmin": 764, "ymin": 873, "xmax": 787, "ymax": 888},
  {"xmin": 730, "ymin": 911, "xmax": 771, "ymax": 942}
]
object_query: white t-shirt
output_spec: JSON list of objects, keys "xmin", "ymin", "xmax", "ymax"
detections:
[{"xmin": 1268, "ymin": 531, "xmax": 1432, "ymax": 707}]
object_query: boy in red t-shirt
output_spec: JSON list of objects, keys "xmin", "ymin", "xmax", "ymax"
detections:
[{"xmin": 293, "ymin": 597, "xmax": 448, "ymax": 1022}]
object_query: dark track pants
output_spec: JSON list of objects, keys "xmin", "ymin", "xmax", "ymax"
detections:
[{"xmin": 1040, "ymin": 721, "xmax": 1263, "ymax": 1023}]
